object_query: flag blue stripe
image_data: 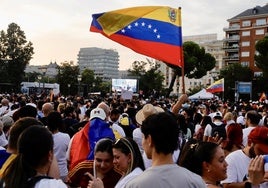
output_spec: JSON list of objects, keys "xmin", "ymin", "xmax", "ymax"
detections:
[{"xmin": 92, "ymin": 13, "xmax": 182, "ymax": 46}]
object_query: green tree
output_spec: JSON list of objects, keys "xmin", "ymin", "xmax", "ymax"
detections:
[
  {"xmin": 23, "ymin": 72, "xmax": 40, "ymax": 82},
  {"xmin": 166, "ymin": 41, "xmax": 216, "ymax": 96},
  {"xmin": 56, "ymin": 62, "xmax": 79, "ymax": 96},
  {"xmin": 128, "ymin": 59, "xmax": 164, "ymax": 97},
  {"xmin": 220, "ymin": 63, "xmax": 253, "ymax": 101},
  {"xmin": 0, "ymin": 23, "xmax": 34, "ymax": 91},
  {"xmin": 255, "ymin": 36, "xmax": 268, "ymax": 78}
]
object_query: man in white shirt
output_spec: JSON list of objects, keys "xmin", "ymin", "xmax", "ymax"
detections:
[
  {"xmin": 242, "ymin": 110, "xmax": 261, "ymax": 147},
  {"xmin": 221, "ymin": 126, "xmax": 268, "ymax": 188}
]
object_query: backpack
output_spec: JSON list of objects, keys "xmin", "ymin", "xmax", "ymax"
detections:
[{"xmin": 210, "ymin": 122, "xmax": 226, "ymax": 140}]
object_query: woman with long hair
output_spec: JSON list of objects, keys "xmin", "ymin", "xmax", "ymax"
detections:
[
  {"xmin": 178, "ymin": 139, "xmax": 228, "ymax": 188},
  {"xmin": 1, "ymin": 126, "xmax": 67, "ymax": 188},
  {"xmin": 87, "ymin": 137, "xmax": 145, "ymax": 188}
]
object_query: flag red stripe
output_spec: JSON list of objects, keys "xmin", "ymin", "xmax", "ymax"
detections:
[{"xmin": 91, "ymin": 26, "xmax": 182, "ymax": 67}]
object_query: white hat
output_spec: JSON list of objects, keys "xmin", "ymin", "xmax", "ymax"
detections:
[
  {"xmin": 135, "ymin": 104, "xmax": 164, "ymax": 125},
  {"xmin": 90, "ymin": 108, "xmax": 106, "ymax": 120}
]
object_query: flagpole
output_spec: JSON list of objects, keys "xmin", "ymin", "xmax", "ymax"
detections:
[{"xmin": 178, "ymin": 7, "xmax": 185, "ymax": 94}]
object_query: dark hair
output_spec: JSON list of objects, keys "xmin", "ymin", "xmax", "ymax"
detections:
[
  {"xmin": 18, "ymin": 105, "xmax": 37, "ymax": 118},
  {"xmin": 246, "ymin": 110, "xmax": 261, "ymax": 125},
  {"xmin": 178, "ymin": 139, "xmax": 219, "ymax": 176},
  {"xmin": 193, "ymin": 113, "xmax": 203, "ymax": 125},
  {"xmin": 176, "ymin": 114, "xmax": 187, "ymax": 135},
  {"xmin": 8, "ymin": 117, "xmax": 43, "ymax": 151},
  {"xmin": 47, "ymin": 111, "xmax": 63, "ymax": 132},
  {"xmin": 201, "ymin": 116, "xmax": 212, "ymax": 128},
  {"xmin": 94, "ymin": 138, "xmax": 113, "ymax": 156},
  {"xmin": 113, "ymin": 137, "xmax": 145, "ymax": 174},
  {"xmin": 142, "ymin": 112, "xmax": 179, "ymax": 154},
  {"xmin": 64, "ymin": 106, "xmax": 75, "ymax": 117},
  {"xmin": 2, "ymin": 126, "xmax": 53, "ymax": 188}
]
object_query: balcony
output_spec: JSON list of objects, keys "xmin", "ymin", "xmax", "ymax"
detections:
[
  {"xmin": 223, "ymin": 55, "xmax": 239, "ymax": 60},
  {"xmin": 223, "ymin": 36, "xmax": 240, "ymax": 42},
  {"xmin": 223, "ymin": 25, "xmax": 240, "ymax": 31},
  {"xmin": 222, "ymin": 45, "xmax": 239, "ymax": 52}
]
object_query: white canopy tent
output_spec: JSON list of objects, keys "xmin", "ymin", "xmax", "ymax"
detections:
[{"xmin": 188, "ymin": 89, "xmax": 216, "ymax": 100}]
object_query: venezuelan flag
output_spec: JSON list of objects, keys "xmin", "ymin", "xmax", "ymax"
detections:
[
  {"xmin": 206, "ymin": 78, "xmax": 224, "ymax": 93},
  {"xmin": 90, "ymin": 6, "xmax": 183, "ymax": 67}
]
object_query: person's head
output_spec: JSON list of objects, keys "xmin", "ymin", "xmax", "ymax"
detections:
[
  {"xmin": 18, "ymin": 105, "xmax": 37, "ymax": 118},
  {"xmin": 247, "ymin": 126, "xmax": 268, "ymax": 158},
  {"xmin": 2, "ymin": 126, "xmax": 53, "ymax": 188},
  {"xmin": 245, "ymin": 110, "xmax": 261, "ymax": 126},
  {"xmin": 64, "ymin": 106, "xmax": 76, "ymax": 118},
  {"xmin": 97, "ymin": 102, "xmax": 110, "ymax": 120},
  {"xmin": 213, "ymin": 112, "xmax": 222, "ymax": 122},
  {"xmin": 179, "ymin": 139, "xmax": 227, "ymax": 182},
  {"xmin": 8, "ymin": 117, "xmax": 43, "ymax": 153},
  {"xmin": 200, "ymin": 115, "xmax": 212, "ymax": 128},
  {"xmin": 112, "ymin": 137, "xmax": 145, "ymax": 175},
  {"xmin": 42, "ymin": 102, "xmax": 54, "ymax": 117},
  {"xmin": 1, "ymin": 98, "xmax": 9, "ymax": 106},
  {"xmin": 94, "ymin": 138, "xmax": 114, "ymax": 175},
  {"xmin": 223, "ymin": 112, "xmax": 233, "ymax": 122},
  {"xmin": 135, "ymin": 103, "xmax": 164, "ymax": 125},
  {"xmin": 47, "ymin": 111, "xmax": 63, "ymax": 133},
  {"xmin": 193, "ymin": 113, "xmax": 203, "ymax": 125},
  {"xmin": 57, "ymin": 103, "xmax": 66, "ymax": 114},
  {"xmin": 90, "ymin": 108, "xmax": 106, "ymax": 121},
  {"xmin": 110, "ymin": 109, "xmax": 121, "ymax": 122},
  {"xmin": 141, "ymin": 112, "xmax": 179, "ymax": 158},
  {"xmin": 221, "ymin": 123, "xmax": 243, "ymax": 152}
]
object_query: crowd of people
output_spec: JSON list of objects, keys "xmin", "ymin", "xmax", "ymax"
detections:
[{"xmin": 0, "ymin": 92, "xmax": 267, "ymax": 187}]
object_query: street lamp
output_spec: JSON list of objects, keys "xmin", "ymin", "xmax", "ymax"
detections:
[
  {"xmin": 77, "ymin": 75, "xmax": 82, "ymax": 96},
  {"xmin": 39, "ymin": 66, "xmax": 47, "ymax": 92},
  {"xmin": 37, "ymin": 75, "xmax": 42, "ymax": 94}
]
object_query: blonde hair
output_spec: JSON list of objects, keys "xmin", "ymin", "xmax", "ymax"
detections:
[{"xmin": 223, "ymin": 112, "xmax": 233, "ymax": 121}]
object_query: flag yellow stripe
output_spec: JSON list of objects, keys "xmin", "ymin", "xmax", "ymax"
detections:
[{"xmin": 97, "ymin": 6, "xmax": 180, "ymax": 35}]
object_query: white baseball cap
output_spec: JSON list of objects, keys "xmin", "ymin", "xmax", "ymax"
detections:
[{"xmin": 90, "ymin": 108, "xmax": 106, "ymax": 120}]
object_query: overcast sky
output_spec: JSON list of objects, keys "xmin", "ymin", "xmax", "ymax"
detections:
[{"xmin": 0, "ymin": 0, "xmax": 266, "ymax": 70}]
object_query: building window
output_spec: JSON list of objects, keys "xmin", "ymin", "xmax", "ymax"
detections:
[
  {"xmin": 242, "ymin": 31, "xmax": 250, "ymax": 36},
  {"xmin": 256, "ymin": 18, "xmax": 266, "ymax": 26},
  {"xmin": 241, "ymin": 51, "xmax": 250, "ymax": 57},
  {"xmin": 241, "ymin": 61, "xmax": 249, "ymax": 67},
  {"xmin": 242, "ymin": 20, "xmax": 251, "ymax": 27},
  {"xmin": 255, "ymin": 29, "xmax": 264, "ymax": 35},
  {"xmin": 241, "ymin": 41, "xmax": 250, "ymax": 46}
]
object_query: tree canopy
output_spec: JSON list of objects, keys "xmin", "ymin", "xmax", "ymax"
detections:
[
  {"xmin": 255, "ymin": 36, "xmax": 268, "ymax": 77},
  {"xmin": 128, "ymin": 59, "xmax": 165, "ymax": 97},
  {"xmin": 0, "ymin": 23, "xmax": 34, "ymax": 91},
  {"xmin": 220, "ymin": 63, "xmax": 253, "ymax": 100},
  {"xmin": 165, "ymin": 41, "xmax": 216, "ymax": 96}
]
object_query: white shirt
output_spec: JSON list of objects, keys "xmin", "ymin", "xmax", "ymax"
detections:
[
  {"xmin": 35, "ymin": 178, "xmax": 67, "ymax": 188},
  {"xmin": 115, "ymin": 167, "xmax": 143, "ymax": 188},
  {"xmin": 242, "ymin": 127, "xmax": 256, "ymax": 147}
]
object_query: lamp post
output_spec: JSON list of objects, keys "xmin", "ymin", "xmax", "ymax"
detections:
[
  {"xmin": 39, "ymin": 67, "xmax": 47, "ymax": 93},
  {"xmin": 77, "ymin": 75, "xmax": 82, "ymax": 96},
  {"xmin": 37, "ymin": 75, "xmax": 42, "ymax": 94}
]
